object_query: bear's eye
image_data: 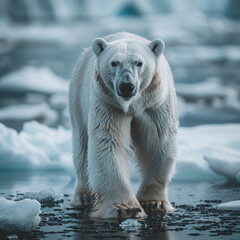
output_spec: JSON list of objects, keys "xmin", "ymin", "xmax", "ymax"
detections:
[
  {"xmin": 111, "ymin": 61, "xmax": 117, "ymax": 67},
  {"xmin": 137, "ymin": 61, "xmax": 143, "ymax": 67}
]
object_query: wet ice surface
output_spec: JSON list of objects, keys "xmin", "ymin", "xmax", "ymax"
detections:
[{"xmin": 0, "ymin": 171, "xmax": 240, "ymax": 239}]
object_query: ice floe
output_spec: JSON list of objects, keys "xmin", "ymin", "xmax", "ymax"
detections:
[
  {"xmin": 0, "ymin": 66, "xmax": 68, "ymax": 95},
  {"xmin": 0, "ymin": 197, "xmax": 41, "ymax": 232},
  {"xmin": 0, "ymin": 121, "xmax": 239, "ymax": 183},
  {"xmin": 217, "ymin": 200, "xmax": 240, "ymax": 211}
]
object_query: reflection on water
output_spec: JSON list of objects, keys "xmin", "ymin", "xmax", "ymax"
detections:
[{"xmin": 0, "ymin": 170, "xmax": 72, "ymax": 195}]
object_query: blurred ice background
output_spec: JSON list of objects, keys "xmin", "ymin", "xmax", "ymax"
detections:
[
  {"xmin": 0, "ymin": 0, "xmax": 240, "ymax": 130},
  {"xmin": 0, "ymin": 0, "xmax": 240, "ymax": 188}
]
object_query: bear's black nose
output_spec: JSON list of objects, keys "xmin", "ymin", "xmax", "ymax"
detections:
[{"xmin": 119, "ymin": 83, "xmax": 135, "ymax": 98}]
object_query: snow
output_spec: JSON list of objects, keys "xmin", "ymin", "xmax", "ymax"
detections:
[
  {"xmin": 0, "ymin": 103, "xmax": 58, "ymax": 125},
  {"xmin": 0, "ymin": 197, "xmax": 41, "ymax": 232},
  {"xmin": 217, "ymin": 200, "xmax": 240, "ymax": 211},
  {"xmin": 19, "ymin": 190, "xmax": 63, "ymax": 203},
  {"xmin": 0, "ymin": 66, "xmax": 68, "ymax": 95},
  {"xmin": 0, "ymin": 120, "xmax": 239, "ymax": 183},
  {"xmin": 120, "ymin": 219, "xmax": 142, "ymax": 231}
]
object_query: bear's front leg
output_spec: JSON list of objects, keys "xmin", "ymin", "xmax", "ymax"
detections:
[
  {"xmin": 87, "ymin": 100, "xmax": 146, "ymax": 219},
  {"xmin": 132, "ymin": 108, "xmax": 178, "ymax": 214}
]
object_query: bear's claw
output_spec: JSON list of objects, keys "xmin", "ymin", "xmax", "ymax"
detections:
[
  {"xmin": 90, "ymin": 203, "xmax": 147, "ymax": 219},
  {"xmin": 140, "ymin": 200, "xmax": 174, "ymax": 214},
  {"xmin": 115, "ymin": 204, "xmax": 146, "ymax": 218}
]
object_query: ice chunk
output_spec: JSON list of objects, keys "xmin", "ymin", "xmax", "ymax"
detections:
[
  {"xmin": 19, "ymin": 190, "xmax": 63, "ymax": 203},
  {"xmin": 0, "ymin": 66, "xmax": 68, "ymax": 95},
  {"xmin": 0, "ymin": 197, "xmax": 41, "ymax": 232},
  {"xmin": 120, "ymin": 219, "xmax": 142, "ymax": 231},
  {"xmin": 217, "ymin": 200, "xmax": 240, "ymax": 211},
  {"xmin": 0, "ymin": 121, "xmax": 72, "ymax": 171},
  {"xmin": 204, "ymin": 148, "xmax": 240, "ymax": 183}
]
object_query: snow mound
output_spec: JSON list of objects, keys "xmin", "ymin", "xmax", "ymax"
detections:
[
  {"xmin": 217, "ymin": 200, "xmax": 240, "ymax": 211},
  {"xmin": 19, "ymin": 190, "xmax": 63, "ymax": 203},
  {"xmin": 0, "ymin": 197, "xmax": 41, "ymax": 232},
  {"xmin": 120, "ymin": 219, "xmax": 141, "ymax": 231},
  {"xmin": 0, "ymin": 121, "xmax": 72, "ymax": 171},
  {"xmin": 0, "ymin": 66, "xmax": 68, "ymax": 95}
]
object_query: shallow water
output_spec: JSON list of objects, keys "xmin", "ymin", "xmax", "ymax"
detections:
[{"xmin": 0, "ymin": 171, "xmax": 240, "ymax": 239}]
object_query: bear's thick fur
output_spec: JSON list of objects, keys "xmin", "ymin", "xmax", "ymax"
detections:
[{"xmin": 69, "ymin": 32, "xmax": 178, "ymax": 218}]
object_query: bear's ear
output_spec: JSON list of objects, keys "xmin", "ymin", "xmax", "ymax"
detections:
[
  {"xmin": 148, "ymin": 39, "xmax": 165, "ymax": 57},
  {"xmin": 92, "ymin": 38, "xmax": 108, "ymax": 57}
]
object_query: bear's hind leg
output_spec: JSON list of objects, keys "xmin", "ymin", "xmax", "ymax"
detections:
[{"xmin": 70, "ymin": 127, "xmax": 91, "ymax": 207}]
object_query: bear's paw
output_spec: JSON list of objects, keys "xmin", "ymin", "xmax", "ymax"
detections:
[
  {"xmin": 140, "ymin": 200, "xmax": 174, "ymax": 214},
  {"xmin": 90, "ymin": 203, "xmax": 147, "ymax": 219}
]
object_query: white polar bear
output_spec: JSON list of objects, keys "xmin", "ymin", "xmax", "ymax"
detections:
[{"xmin": 69, "ymin": 32, "xmax": 178, "ymax": 219}]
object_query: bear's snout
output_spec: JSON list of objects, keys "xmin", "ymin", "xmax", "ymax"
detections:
[
  {"xmin": 117, "ymin": 72, "xmax": 136, "ymax": 99},
  {"xmin": 118, "ymin": 82, "xmax": 136, "ymax": 98}
]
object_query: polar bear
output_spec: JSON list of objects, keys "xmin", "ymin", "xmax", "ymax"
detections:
[{"xmin": 69, "ymin": 32, "xmax": 178, "ymax": 219}]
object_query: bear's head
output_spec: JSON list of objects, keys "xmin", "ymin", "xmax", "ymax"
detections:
[{"xmin": 92, "ymin": 37, "xmax": 164, "ymax": 111}]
